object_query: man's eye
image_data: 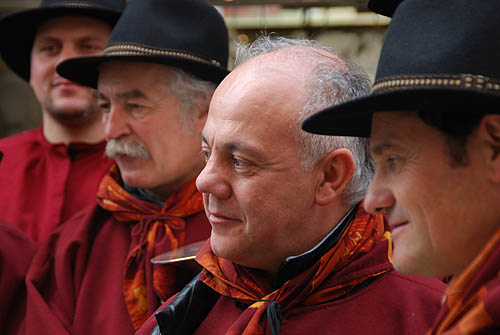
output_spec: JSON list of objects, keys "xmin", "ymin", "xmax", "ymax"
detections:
[
  {"xmin": 386, "ymin": 157, "xmax": 401, "ymax": 171},
  {"xmin": 127, "ymin": 103, "xmax": 143, "ymax": 111},
  {"xmin": 83, "ymin": 43, "xmax": 101, "ymax": 51},
  {"xmin": 80, "ymin": 39, "xmax": 107, "ymax": 54},
  {"xmin": 232, "ymin": 156, "xmax": 246, "ymax": 167},
  {"xmin": 38, "ymin": 44, "xmax": 60, "ymax": 55},
  {"xmin": 200, "ymin": 150, "xmax": 211, "ymax": 162},
  {"xmin": 98, "ymin": 101, "xmax": 111, "ymax": 111},
  {"xmin": 101, "ymin": 105, "xmax": 111, "ymax": 114}
]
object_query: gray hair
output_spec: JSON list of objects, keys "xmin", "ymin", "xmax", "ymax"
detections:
[
  {"xmin": 161, "ymin": 67, "xmax": 216, "ymax": 133},
  {"xmin": 235, "ymin": 36, "xmax": 373, "ymax": 205}
]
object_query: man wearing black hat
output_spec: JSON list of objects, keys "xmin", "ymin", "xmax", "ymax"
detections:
[
  {"xmin": 22, "ymin": 0, "xmax": 228, "ymax": 334},
  {"xmin": 0, "ymin": 0, "xmax": 126, "ymax": 242},
  {"xmin": 303, "ymin": 0, "xmax": 500, "ymax": 333},
  {"xmin": 138, "ymin": 35, "xmax": 445, "ymax": 335}
]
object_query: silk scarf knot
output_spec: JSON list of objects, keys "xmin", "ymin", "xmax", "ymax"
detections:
[
  {"xmin": 96, "ymin": 164, "xmax": 204, "ymax": 330},
  {"xmin": 196, "ymin": 204, "xmax": 391, "ymax": 335}
]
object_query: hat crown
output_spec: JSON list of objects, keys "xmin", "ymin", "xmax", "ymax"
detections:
[
  {"xmin": 40, "ymin": 0, "xmax": 126, "ymax": 12},
  {"xmin": 55, "ymin": 0, "xmax": 229, "ymax": 87},
  {"xmin": 301, "ymin": 0, "xmax": 500, "ymax": 138},
  {"xmin": 367, "ymin": 0, "xmax": 403, "ymax": 17},
  {"xmin": 376, "ymin": 0, "xmax": 500, "ymax": 81},
  {"xmin": 104, "ymin": 0, "xmax": 228, "ymax": 69}
]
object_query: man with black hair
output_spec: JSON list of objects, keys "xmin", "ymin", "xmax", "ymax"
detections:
[{"xmin": 304, "ymin": 0, "xmax": 500, "ymax": 333}]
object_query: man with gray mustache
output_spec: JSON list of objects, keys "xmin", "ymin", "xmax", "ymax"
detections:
[
  {"xmin": 22, "ymin": 0, "xmax": 229, "ymax": 334},
  {"xmin": 106, "ymin": 138, "xmax": 150, "ymax": 160}
]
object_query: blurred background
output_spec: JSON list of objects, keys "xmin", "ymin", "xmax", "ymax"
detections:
[{"xmin": 0, "ymin": 0, "xmax": 390, "ymax": 137}]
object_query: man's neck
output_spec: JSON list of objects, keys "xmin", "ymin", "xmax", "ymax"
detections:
[
  {"xmin": 124, "ymin": 185, "xmax": 165, "ymax": 207},
  {"xmin": 42, "ymin": 111, "xmax": 105, "ymax": 145},
  {"xmin": 271, "ymin": 204, "xmax": 358, "ymax": 288}
]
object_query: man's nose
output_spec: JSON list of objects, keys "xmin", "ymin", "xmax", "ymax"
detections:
[
  {"xmin": 56, "ymin": 45, "xmax": 82, "ymax": 67},
  {"xmin": 196, "ymin": 156, "xmax": 232, "ymax": 200},
  {"xmin": 103, "ymin": 107, "xmax": 132, "ymax": 140},
  {"xmin": 363, "ymin": 177, "xmax": 395, "ymax": 216}
]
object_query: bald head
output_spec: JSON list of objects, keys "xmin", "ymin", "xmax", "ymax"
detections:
[
  {"xmin": 212, "ymin": 51, "xmax": 308, "ymax": 129},
  {"xmin": 197, "ymin": 36, "xmax": 375, "ymax": 271},
  {"xmin": 207, "ymin": 36, "xmax": 373, "ymax": 206},
  {"xmin": 213, "ymin": 44, "xmax": 350, "ymax": 133}
]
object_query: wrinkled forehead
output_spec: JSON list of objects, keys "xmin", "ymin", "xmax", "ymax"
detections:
[
  {"xmin": 98, "ymin": 61, "xmax": 172, "ymax": 88},
  {"xmin": 211, "ymin": 59, "xmax": 306, "ymax": 122},
  {"xmin": 203, "ymin": 73, "xmax": 301, "ymax": 150}
]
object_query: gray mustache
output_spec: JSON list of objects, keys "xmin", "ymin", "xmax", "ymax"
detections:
[{"xmin": 105, "ymin": 138, "xmax": 151, "ymax": 159}]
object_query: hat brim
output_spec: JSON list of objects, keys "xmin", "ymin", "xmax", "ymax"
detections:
[
  {"xmin": 302, "ymin": 88, "xmax": 500, "ymax": 137},
  {"xmin": 0, "ymin": 6, "xmax": 121, "ymax": 81},
  {"xmin": 56, "ymin": 54, "xmax": 230, "ymax": 88}
]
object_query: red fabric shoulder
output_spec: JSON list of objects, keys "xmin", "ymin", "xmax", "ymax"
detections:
[{"xmin": 0, "ymin": 222, "xmax": 38, "ymax": 335}]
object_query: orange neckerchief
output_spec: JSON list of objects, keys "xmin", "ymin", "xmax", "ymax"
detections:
[
  {"xmin": 196, "ymin": 205, "xmax": 391, "ymax": 334},
  {"xmin": 96, "ymin": 165, "xmax": 204, "ymax": 330},
  {"xmin": 429, "ymin": 227, "xmax": 500, "ymax": 335}
]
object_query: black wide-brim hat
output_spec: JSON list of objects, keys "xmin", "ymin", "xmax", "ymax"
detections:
[
  {"xmin": 0, "ymin": 0, "xmax": 125, "ymax": 81},
  {"xmin": 302, "ymin": 0, "xmax": 500, "ymax": 137},
  {"xmin": 57, "ymin": 0, "xmax": 229, "ymax": 87}
]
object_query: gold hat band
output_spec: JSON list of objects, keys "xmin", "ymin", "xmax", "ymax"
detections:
[
  {"xmin": 103, "ymin": 43, "xmax": 222, "ymax": 67},
  {"xmin": 51, "ymin": 2, "xmax": 102, "ymax": 8},
  {"xmin": 371, "ymin": 74, "xmax": 500, "ymax": 94}
]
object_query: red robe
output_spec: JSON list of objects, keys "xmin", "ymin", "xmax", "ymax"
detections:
[
  {"xmin": 22, "ymin": 202, "xmax": 210, "ymax": 335},
  {"xmin": 0, "ymin": 127, "xmax": 113, "ymax": 242},
  {"xmin": 194, "ymin": 247, "xmax": 446, "ymax": 335},
  {"xmin": 0, "ymin": 222, "xmax": 37, "ymax": 335},
  {"xmin": 138, "ymin": 211, "xmax": 446, "ymax": 335}
]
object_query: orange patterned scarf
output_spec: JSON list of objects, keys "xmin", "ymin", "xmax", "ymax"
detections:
[
  {"xmin": 196, "ymin": 205, "xmax": 391, "ymax": 335},
  {"xmin": 429, "ymin": 227, "xmax": 500, "ymax": 335},
  {"xmin": 96, "ymin": 165, "xmax": 204, "ymax": 330}
]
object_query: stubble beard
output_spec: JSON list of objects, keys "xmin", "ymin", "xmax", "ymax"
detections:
[{"xmin": 44, "ymin": 91, "xmax": 101, "ymax": 128}]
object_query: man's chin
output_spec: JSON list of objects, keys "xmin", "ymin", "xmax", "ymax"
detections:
[
  {"xmin": 391, "ymin": 248, "xmax": 438, "ymax": 277},
  {"xmin": 46, "ymin": 104, "xmax": 98, "ymax": 125},
  {"xmin": 119, "ymin": 167, "xmax": 150, "ymax": 187}
]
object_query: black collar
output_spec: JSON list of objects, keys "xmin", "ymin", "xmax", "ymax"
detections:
[
  {"xmin": 273, "ymin": 204, "xmax": 359, "ymax": 289},
  {"xmin": 122, "ymin": 184, "xmax": 164, "ymax": 207}
]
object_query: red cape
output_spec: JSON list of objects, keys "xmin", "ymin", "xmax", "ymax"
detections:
[
  {"xmin": 22, "ymin": 203, "xmax": 210, "ymax": 335},
  {"xmin": 0, "ymin": 127, "xmax": 113, "ymax": 242},
  {"xmin": 0, "ymin": 222, "xmax": 37, "ymax": 335}
]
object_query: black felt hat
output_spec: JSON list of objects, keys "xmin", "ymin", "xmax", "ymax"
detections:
[
  {"xmin": 303, "ymin": 0, "xmax": 500, "ymax": 137},
  {"xmin": 0, "ymin": 0, "xmax": 126, "ymax": 81},
  {"xmin": 367, "ymin": 0, "xmax": 403, "ymax": 17},
  {"xmin": 56, "ymin": 0, "xmax": 229, "ymax": 87}
]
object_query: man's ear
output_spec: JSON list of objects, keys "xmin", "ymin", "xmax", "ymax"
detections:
[
  {"xmin": 481, "ymin": 114, "xmax": 500, "ymax": 183},
  {"xmin": 315, "ymin": 149, "xmax": 355, "ymax": 206}
]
